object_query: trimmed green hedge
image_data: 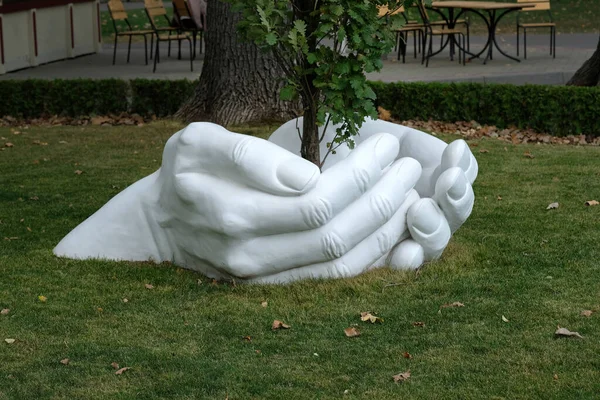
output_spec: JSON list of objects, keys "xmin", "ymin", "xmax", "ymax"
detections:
[
  {"xmin": 371, "ymin": 81, "xmax": 600, "ymax": 136},
  {"xmin": 1, "ymin": 79, "xmax": 599, "ymax": 137}
]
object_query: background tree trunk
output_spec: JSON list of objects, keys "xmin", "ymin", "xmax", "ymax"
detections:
[
  {"xmin": 176, "ymin": 0, "xmax": 300, "ymax": 125},
  {"xmin": 566, "ymin": 35, "xmax": 600, "ymax": 86}
]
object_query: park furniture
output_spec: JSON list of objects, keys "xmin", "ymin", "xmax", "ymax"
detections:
[
  {"xmin": 107, "ymin": 0, "xmax": 153, "ymax": 65},
  {"xmin": 431, "ymin": 1, "xmax": 536, "ymax": 64},
  {"xmin": 145, "ymin": 0, "xmax": 193, "ymax": 72},
  {"xmin": 378, "ymin": 5, "xmax": 424, "ymax": 63},
  {"xmin": 417, "ymin": 1, "xmax": 467, "ymax": 66},
  {"xmin": 144, "ymin": 0, "xmax": 179, "ymax": 58},
  {"xmin": 172, "ymin": 0, "xmax": 204, "ymax": 58},
  {"xmin": 516, "ymin": 0, "xmax": 556, "ymax": 59}
]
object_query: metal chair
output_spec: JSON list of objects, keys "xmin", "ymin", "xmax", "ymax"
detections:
[
  {"xmin": 516, "ymin": 0, "xmax": 556, "ymax": 59},
  {"xmin": 417, "ymin": 1, "xmax": 466, "ymax": 67},
  {"xmin": 172, "ymin": 0, "xmax": 204, "ymax": 58},
  {"xmin": 145, "ymin": 0, "xmax": 193, "ymax": 72},
  {"xmin": 107, "ymin": 0, "xmax": 153, "ymax": 65}
]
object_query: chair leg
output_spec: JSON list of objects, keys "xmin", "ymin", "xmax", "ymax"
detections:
[
  {"xmin": 193, "ymin": 32, "xmax": 197, "ymax": 59},
  {"xmin": 150, "ymin": 34, "xmax": 154, "ymax": 59},
  {"xmin": 156, "ymin": 39, "xmax": 161, "ymax": 63},
  {"xmin": 143, "ymin": 35, "xmax": 148, "ymax": 65},
  {"xmin": 413, "ymin": 31, "xmax": 417, "ymax": 58},
  {"xmin": 516, "ymin": 26, "xmax": 520, "ymax": 56},
  {"xmin": 168, "ymin": 31, "xmax": 172, "ymax": 57},
  {"xmin": 189, "ymin": 38, "xmax": 193, "ymax": 72},
  {"xmin": 199, "ymin": 31, "xmax": 203, "ymax": 55},
  {"xmin": 553, "ymin": 27, "xmax": 556, "ymax": 58},
  {"xmin": 127, "ymin": 36, "xmax": 132, "ymax": 63},
  {"xmin": 466, "ymin": 23, "xmax": 470, "ymax": 51},
  {"xmin": 524, "ymin": 28, "xmax": 527, "ymax": 59},
  {"xmin": 178, "ymin": 39, "xmax": 182, "ymax": 60},
  {"xmin": 113, "ymin": 34, "xmax": 118, "ymax": 65},
  {"xmin": 426, "ymin": 35, "xmax": 433, "ymax": 67}
]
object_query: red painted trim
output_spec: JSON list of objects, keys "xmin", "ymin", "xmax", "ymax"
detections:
[
  {"xmin": 96, "ymin": 1, "xmax": 101, "ymax": 43},
  {"xmin": 70, "ymin": 6, "xmax": 74, "ymax": 49},
  {"xmin": 32, "ymin": 10, "xmax": 38, "ymax": 57},
  {"xmin": 0, "ymin": 15, "xmax": 4, "ymax": 65},
  {"xmin": 0, "ymin": 0, "xmax": 93, "ymax": 14}
]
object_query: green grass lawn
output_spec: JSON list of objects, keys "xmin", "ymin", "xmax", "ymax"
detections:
[{"xmin": 1, "ymin": 121, "xmax": 600, "ymax": 399}]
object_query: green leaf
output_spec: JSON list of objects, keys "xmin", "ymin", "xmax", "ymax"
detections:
[
  {"xmin": 265, "ymin": 32, "xmax": 277, "ymax": 46},
  {"xmin": 280, "ymin": 85, "xmax": 297, "ymax": 101}
]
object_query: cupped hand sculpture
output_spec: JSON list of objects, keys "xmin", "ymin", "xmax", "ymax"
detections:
[{"xmin": 54, "ymin": 119, "xmax": 477, "ymax": 283}]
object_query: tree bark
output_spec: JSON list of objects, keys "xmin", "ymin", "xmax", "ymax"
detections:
[
  {"xmin": 566, "ymin": 35, "xmax": 600, "ymax": 86},
  {"xmin": 176, "ymin": 0, "xmax": 300, "ymax": 125}
]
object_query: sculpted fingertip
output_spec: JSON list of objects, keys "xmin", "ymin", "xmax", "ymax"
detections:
[
  {"xmin": 276, "ymin": 158, "xmax": 320, "ymax": 193},
  {"xmin": 374, "ymin": 133, "xmax": 400, "ymax": 169},
  {"xmin": 410, "ymin": 199, "xmax": 441, "ymax": 235},
  {"xmin": 447, "ymin": 170, "xmax": 468, "ymax": 201}
]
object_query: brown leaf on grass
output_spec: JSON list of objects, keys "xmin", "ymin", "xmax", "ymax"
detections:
[
  {"xmin": 272, "ymin": 320, "xmax": 290, "ymax": 330},
  {"xmin": 261, "ymin": 301, "xmax": 268, "ymax": 308},
  {"xmin": 377, "ymin": 106, "xmax": 392, "ymax": 121},
  {"xmin": 502, "ymin": 315, "xmax": 510, "ymax": 323},
  {"xmin": 441, "ymin": 301, "xmax": 464, "ymax": 308},
  {"xmin": 144, "ymin": 284, "xmax": 154, "ymax": 290},
  {"xmin": 4, "ymin": 142, "xmax": 14, "ymax": 148},
  {"xmin": 585, "ymin": 200, "xmax": 599, "ymax": 206},
  {"xmin": 555, "ymin": 327, "xmax": 584, "ymax": 339},
  {"xmin": 91, "ymin": 116, "xmax": 112, "ymax": 126},
  {"xmin": 553, "ymin": 373, "xmax": 559, "ymax": 381},
  {"xmin": 524, "ymin": 151, "xmax": 535, "ymax": 159},
  {"xmin": 115, "ymin": 367, "xmax": 130, "ymax": 375},
  {"xmin": 392, "ymin": 371, "xmax": 411, "ymax": 383},
  {"xmin": 581, "ymin": 310, "xmax": 593, "ymax": 317},
  {"xmin": 1, "ymin": 309, "xmax": 9, "ymax": 315},
  {"xmin": 5, "ymin": 338, "xmax": 16, "ymax": 344},
  {"xmin": 74, "ymin": 170, "xmax": 84, "ymax": 175},
  {"xmin": 60, "ymin": 358, "xmax": 70, "ymax": 365},
  {"xmin": 412, "ymin": 321, "xmax": 425, "ymax": 327},
  {"xmin": 344, "ymin": 327, "xmax": 360, "ymax": 337},
  {"xmin": 242, "ymin": 336, "xmax": 252, "ymax": 342},
  {"xmin": 111, "ymin": 362, "xmax": 120, "ymax": 369},
  {"xmin": 360, "ymin": 312, "xmax": 383, "ymax": 323},
  {"xmin": 122, "ymin": 298, "xmax": 128, "ymax": 303},
  {"xmin": 497, "ymin": 195, "xmax": 503, "ymax": 201},
  {"xmin": 29, "ymin": 196, "xmax": 39, "ymax": 201},
  {"xmin": 402, "ymin": 351, "xmax": 413, "ymax": 359},
  {"xmin": 479, "ymin": 149, "xmax": 489, "ymax": 153},
  {"xmin": 546, "ymin": 202, "xmax": 559, "ymax": 210},
  {"xmin": 38, "ymin": 295, "xmax": 47, "ymax": 303}
]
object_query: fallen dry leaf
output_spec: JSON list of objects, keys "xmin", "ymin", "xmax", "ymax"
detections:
[
  {"xmin": 581, "ymin": 310, "xmax": 593, "ymax": 317},
  {"xmin": 60, "ymin": 358, "xmax": 70, "ymax": 365},
  {"xmin": 122, "ymin": 298, "xmax": 128, "ymax": 303},
  {"xmin": 524, "ymin": 151, "xmax": 535, "ymax": 159},
  {"xmin": 4, "ymin": 142, "xmax": 13, "ymax": 148},
  {"xmin": 393, "ymin": 371, "xmax": 411, "ymax": 383},
  {"xmin": 5, "ymin": 338, "xmax": 16, "ymax": 344},
  {"xmin": 441, "ymin": 301, "xmax": 465, "ymax": 308},
  {"xmin": 115, "ymin": 367, "xmax": 131, "ymax": 375},
  {"xmin": 144, "ymin": 284, "xmax": 154, "ymax": 290},
  {"xmin": 402, "ymin": 351, "xmax": 413, "ymax": 359},
  {"xmin": 502, "ymin": 315, "xmax": 510, "ymax": 323},
  {"xmin": 546, "ymin": 202, "xmax": 559, "ymax": 210},
  {"xmin": 261, "ymin": 301, "xmax": 268, "ymax": 308},
  {"xmin": 555, "ymin": 327, "xmax": 584, "ymax": 339},
  {"xmin": 111, "ymin": 362, "xmax": 120, "ymax": 369},
  {"xmin": 553, "ymin": 373, "xmax": 559, "ymax": 381},
  {"xmin": 38, "ymin": 295, "xmax": 47, "ymax": 303},
  {"xmin": 585, "ymin": 200, "xmax": 599, "ymax": 206},
  {"xmin": 412, "ymin": 321, "xmax": 425, "ymax": 327},
  {"xmin": 1, "ymin": 308, "xmax": 9, "ymax": 315},
  {"xmin": 360, "ymin": 311, "xmax": 383, "ymax": 323},
  {"xmin": 242, "ymin": 336, "xmax": 252, "ymax": 342},
  {"xmin": 272, "ymin": 320, "xmax": 290, "ymax": 330},
  {"xmin": 344, "ymin": 327, "xmax": 361, "ymax": 337},
  {"xmin": 479, "ymin": 149, "xmax": 489, "ymax": 153},
  {"xmin": 74, "ymin": 170, "xmax": 84, "ymax": 175},
  {"xmin": 497, "ymin": 195, "xmax": 503, "ymax": 201},
  {"xmin": 377, "ymin": 106, "xmax": 392, "ymax": 121}
]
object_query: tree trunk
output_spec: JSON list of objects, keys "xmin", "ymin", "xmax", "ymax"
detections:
[
  {"xmin": 176, "ymin": 0, "xmax": 300, "ymax": 125},
  {"xmin": 566, "ymin": 35, "xmax": 600, "ymax": 86}
]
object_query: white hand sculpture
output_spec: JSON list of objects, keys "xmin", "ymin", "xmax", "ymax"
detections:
[
  {"xmin": 54, "ymin": 122, "xmax": 429, "ymax": 283},
  {"xmin": 268, "ymin": 117, "xmax": 478, "ymax": 273}
]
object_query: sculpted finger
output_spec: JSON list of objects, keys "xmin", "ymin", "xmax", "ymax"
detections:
[
  {"xmin": 174, "ymin": 122, "xmax": 320, "ymax": 196},
  {"xmin": 248, "ymin": 189, "xmax": 421, "ymax": 284},
  {"xmin": 223, "ymin": 159, "xmax": 422, "ymax": 278},
  {"xmin": 407, "ymin": 198, "xmax": 451, "ymax": 260},
  {"xmin": 440, "ymin": 139, "xmax": 478, "ymax": 184},
  {"xmin": 388, "ymin": 239, "xmax": 425, "ymax": 270},
  {"xmin": 433, "ymin": 167, "xmax": 475, "ymax": 233}
]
